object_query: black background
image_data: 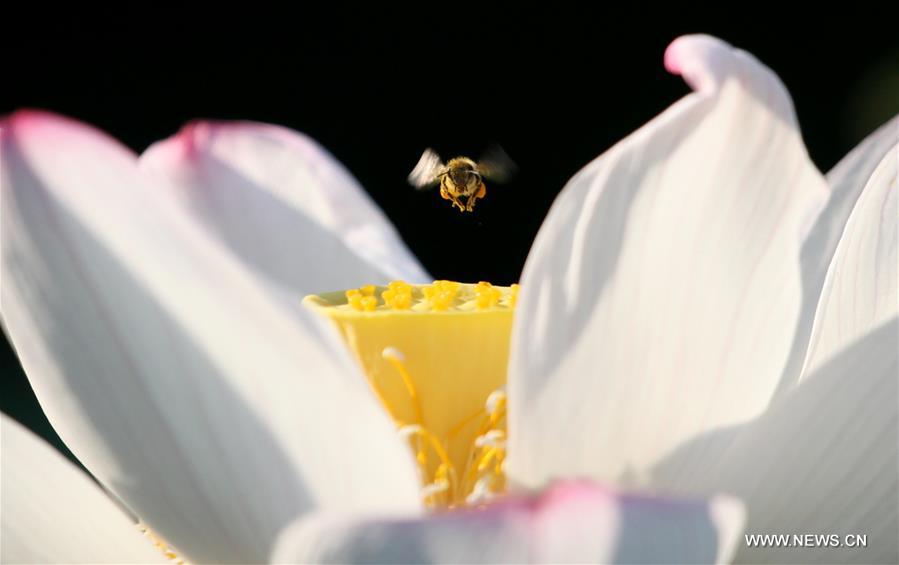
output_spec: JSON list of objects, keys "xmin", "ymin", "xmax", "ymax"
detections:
[{"xmin": 3, "ymin": 7, "xmax": 897, "ymax": 461}]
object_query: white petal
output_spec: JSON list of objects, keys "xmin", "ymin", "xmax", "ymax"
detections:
[
  {"xmin": 655, "ymin": 124, "xmax": 897, "ymax": 562},
  {"xmin": 776, "ymin": 116, "xmax": 898, "ymax": 393},
  {"xmin": 140, "ymin": 120, "xmax": 430, "ymax": 298},
  {"xmin": 271, "ymin": 481, "xmax": 745, "ymax": 564},
  {"xmin": 1, "ymin": 111, "xmax": 421, "ymax": 563},
  {"xmin": 827, "ymin": 117, "xmax": 898, "ymax": 198},
  {"xmin": 1, "ymin": 413, "xmax": 166, "ymax": 564},
  {"xmin": 801, "ymin": 131, "xmax": 897, "ymax": 378},
  {"xmin": 508, "ymin": 35, "xmax": 829, "ymax": 488},
  {"xmin": 657, "ymin": 319, "xmax": 897, "ymax": 564}
]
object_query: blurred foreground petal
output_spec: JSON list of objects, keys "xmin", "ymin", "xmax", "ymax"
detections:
[
  {"xmin": 1, "ymin": 413, "xmax": 165, "ymax": 564},
  {"xmin": 272, "ymin": 481, "xmax": 744, "ymax": 564},
  {"xmin": 1, "ymin": 111, "xmax": 421, "ymax": 563}
]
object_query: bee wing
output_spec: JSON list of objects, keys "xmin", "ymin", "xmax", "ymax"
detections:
[
  {"xmin": 477, "ymin": 144, "xmax": 516, "ymax": 183},
  {"xmin": 408, "ymin": 148, "xmax": 445, "ymax": 190}
]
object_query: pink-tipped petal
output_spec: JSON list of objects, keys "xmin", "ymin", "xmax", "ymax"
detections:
[
  {"xmin": 509, "ymin": 35, "xmax": 829, "ymax": 492},
  {"xmin": 1, "ymin": 111, "xmax": 421, "ymax": 563},
  {"xmin": 533, "ymin": 483, "xmax": 744, "ymax": 564},
  {"xmin": 664, "ymin": 34, "xmax": 739, "ymax": 94},
  {"xmin": 1, "ymin": 413, "xmax": 166, "ymax": 563},
  {"xmin": 140, "ymin": 120, "xmax": 430, "ymax": 302},
  {"xmin": 272, "ymin": 481, "xmax": 745, "ymax": 564}
]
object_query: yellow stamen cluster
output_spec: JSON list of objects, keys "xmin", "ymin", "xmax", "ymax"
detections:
[
  {"xmin": 304, "ymin": 280, "xmax": 517, "ymax": 509},
  {"xmin": 509, "ymin": 283, "xmax": 520, "ymax": 307},
  {"xmin": 461, "ymin": 389, "xmax": 507, "ymax": 504},
  {"xmin": 335, "ymin": 280, "xmax": 518, "ymax": 313},
  {"xmin": 385, "ymin": 350, "xmax": 507, "ymax": 507},
  {"xmin": 474, "ymin": 281, "xmax": 502, "ymax": 310},
  {"xmin": 346, "ymin": 285, "xmax": 377, "ymax": 311},
  {"xmin": 382, "ymin": 280, "xmax": 413, "ymax": 310},
  {"xmin": 422, "ymin": 280, "xmax": 461, "ymax": 311}
]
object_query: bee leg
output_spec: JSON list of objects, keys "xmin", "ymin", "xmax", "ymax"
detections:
[
  {"xmin": 465, "ymin": 183, "xmax": 487, "ymax": 212},
  {"xmin": 446, "ymin": 193, "xmax": 462, "ymax": 211},
  {"xmin": 441, "ymin": 185, "xmax": 463, "ymax": 211}
]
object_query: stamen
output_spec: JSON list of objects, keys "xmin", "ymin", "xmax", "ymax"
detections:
[
  {"xmin": 304, "ymin": 282, "xmax": 517, "ymax": 509},
  {"xmin": 346, "ymin": 288, "xmax": 377, "ymax": 311},
  {"xmin": 485, "ymin": 388, "xmax": 506, "ymax": 415},
  {"xmin": 382, "ymin": 346, "xmax": 406, "ymax": 362},
  {"xmin": 474, "ymin": 429, "xmax": 506, "ymax": 448},
  {"xmin": 382, "ymin": 347, "xmax": 423, "ymax": 425},
  {"xmin": 402, "ymin": 424, "xmax": 459, "ymax": 498},
  {"xmin": 447, "ymin": 406, "xmax": 487, "ymax": 439},
  {"xmin": 382, "ymin": 280, "xmax": 413, "ymax": 310},
  {"xmin": 139, "ymin": 522, "xmax": 184, "ymax": 564},
  {"xmin": 465, "ymin": 475, "xmax": 496, "ymax": 506},
  {"xmin": 397, "ymin": 424, "xmax": 422, "ymax": 439},
  {"xmin": 423, "ymin": 280, "xmax": 460, "ymax": 311},
  {"xmin": 421, "ymin": 480, "xmax": 450, "ymax": 500},
  {"xmin": 508, "ymin": 283, "xmax": 520, "ymax": 307},
  {"xmin": 474, "ymin": 281, "xmax": 502, "ymax": 310},
  {"xmin": 385, "ymin": 363, "xmax": 509, "ymax": 507},
  {"xmin": 477, "ymin": 448, "xmax": 500, "ymax": 472}
]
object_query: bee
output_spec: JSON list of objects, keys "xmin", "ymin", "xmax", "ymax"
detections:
[{"xmin": 408, "ymin": 146, "xmax": 515, "ymax": 212}]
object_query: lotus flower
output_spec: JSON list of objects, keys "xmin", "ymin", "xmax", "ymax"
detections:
[{"xmin": 1, "ymin": 34, "xmax": 895, "ymax": 564}]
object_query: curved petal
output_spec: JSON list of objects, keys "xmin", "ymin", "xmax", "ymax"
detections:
[
  {"xmin": 654, "ymin": 147, "xmax": 897, "ymax": 562},
  {"xmin": 1, "ymin": 413, "xmax": 166, "ymax": 564},
  {"xmin": 775, "ymin": 116, "xmax": 898, "ymax": 393},
  {"xmin": 801, "ymin": 135, "xmax": 897, "ymax": 378},
  {"xmin": 140, "ymin": 120, "xmax": 430, "ymax": 299},
  {"xmin": 508, "ymin": 35, "xmax": 829, "ymax": 489},
  {"xmin": 1, "ymin": 111, "xmax": 421, "ymax": 563},
  {"xmin": 656, "ymin": 319, "xmax": 897, "ymax": 564},
  {"xmin": 271, "ymin": 481, "xmax": 745, "ymax": 564},
  {"xmin": 827, "ymin": 117, "xmax": 898, "ymax": 197}
]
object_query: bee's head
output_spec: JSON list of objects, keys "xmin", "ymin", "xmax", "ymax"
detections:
[{"xmin": 446, "ymin": 159, "xmax": 481, "ymax": 190}]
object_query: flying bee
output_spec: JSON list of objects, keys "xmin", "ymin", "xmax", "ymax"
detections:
[{"xmin": 408, "ymin": 146, "xmax": 515, "ymax": 212}]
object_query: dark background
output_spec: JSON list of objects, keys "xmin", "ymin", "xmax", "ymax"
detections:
[{"xmin": 3, "ymin": 8, "xmax": 897, "ymax": 463}]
